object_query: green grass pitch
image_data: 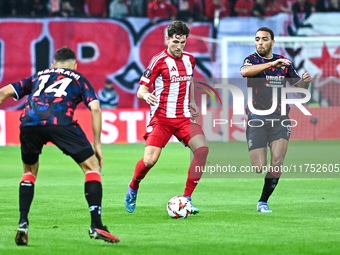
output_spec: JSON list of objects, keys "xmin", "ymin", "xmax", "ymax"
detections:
[{"xmin": 0, "ymin": 141, "xmax": 339, "ymax": 255}]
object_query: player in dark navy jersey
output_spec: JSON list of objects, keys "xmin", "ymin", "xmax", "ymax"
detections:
[
  {"xmin": 240, "ymin": 27, "xmax": 312, "ymax": 213},
  {"xmin": 0, "ymin": 47, "xmax": 120, "ymax": 244}
]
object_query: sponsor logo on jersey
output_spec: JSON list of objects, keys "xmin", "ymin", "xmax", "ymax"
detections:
[
  {"xmin": 265, "ymin": 75, "xmax": 285, "ymax": 87},
  {"xmin": 170, "ymin": 66, "xmax": 177, "ymax": 72},
  {"xmin": 170, "ymin": 75, "xmax": 191, "ymax": 83}
]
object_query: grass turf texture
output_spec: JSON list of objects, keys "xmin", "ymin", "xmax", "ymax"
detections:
[{"xmin": 0, "ymin": 141, "xmax": 339, "ymax": 255}]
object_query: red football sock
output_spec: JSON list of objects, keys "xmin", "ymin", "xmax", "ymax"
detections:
[
  {"xmin": 269, "ymin": 166, "xmax": 282, "ymax": 178},
  {"xmin": 183, "ymin": 146, "xmax": 209, "ymax": 197},
  {"xmin": 129, "ymin": 158, "xmax": 151, "ymax": 191}
]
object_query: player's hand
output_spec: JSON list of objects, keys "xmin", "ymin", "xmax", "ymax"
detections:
[
  {"xmin": 272, "ymin": 58, "xmax": 291, "ymax": 68},
  {"xmin": 190, "ymin": 101, "xmax": 199, "ymax": 117},
  {"xmin": 94, "ymin": 144, "xmax": 103, "ymax": 170},
  {"xmin": 302, "ymin": 72, "xmax": 312, "ymax": 83},
  {"xmin": 144, "ymin": 91, "xmax": 158, "ymax": 106}
]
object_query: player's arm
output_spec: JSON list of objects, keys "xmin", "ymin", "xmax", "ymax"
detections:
[
  {"xmin": 137, "ymin": 85, "xmax": 158, "ymax": 106},
  {"xmin": 295, "ymin": 72, "xmax": 312, "ymax": 89},
  {"xmin": 0, "ymin": 85, "xmax": 16, "ymax": 106},
  {"xmin": 240, "ymin": 59, "xmax": 291, "ymax": 77},
  {"xmin": 88, "ymin": 100, "xmax": 103, "ymax": 169},
  {"xmin": 190, "ymin": 78, "xmax": 199, "ymax": 117}
]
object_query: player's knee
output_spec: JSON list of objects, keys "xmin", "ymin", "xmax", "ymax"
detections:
[
  {"xmin": 143, "ymin": 157, "xmax": 157, "ymax": 168},
  {"xmin": 271, "ymin": 157, "xmax": 284, "ymax": 167},
  {"xmin": 252, "ymin": 164, "xmax": 266, "ymax": 173}
]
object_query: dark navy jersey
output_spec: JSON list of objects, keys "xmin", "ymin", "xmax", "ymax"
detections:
[
  {"xmin": 11, "ymin": 68, "xmax": 98, "ymax": 127},
  {"xmin": 241, "ymin": 52, "xmax": 301, "ymax": 117}
]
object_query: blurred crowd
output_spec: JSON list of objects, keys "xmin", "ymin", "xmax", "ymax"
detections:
[{"xmin": 0, "ymin": 0, "xmax": 339, "ymax": 22}]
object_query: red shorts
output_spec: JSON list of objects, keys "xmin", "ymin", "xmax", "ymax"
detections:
[{"xmin": 143, "ymin": 116, "xmax": 204, "ymax": 148}]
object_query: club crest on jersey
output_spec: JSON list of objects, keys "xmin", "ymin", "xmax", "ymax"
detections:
[
  {"xmin": 170, "ymin": 75, "xmax": 191, "ymax": 82},
  {"xmin": 146, "ymin": 126, "xmax": 153, "ymax": 133},
  {"xmin": 143, "ymin": 69, "xmax": 152, "ymax": 78}
]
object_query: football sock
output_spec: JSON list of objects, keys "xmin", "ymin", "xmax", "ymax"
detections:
[
  {"xmin": 84, "ymin": 171, "xmax": 103, "ymax": 229},
  {"xmin": 129, "ymin": 158, "xmax": 151, "ymax": 191},
  {"xmin": 259, "ymin": 169, "xmax": 281, "ymax": 203},
  {"xmin": 19, "ymin": 173, "xmax": 36, "ymax": 224},
  {"xmin": 183, "ymin": 146, "xmax": 209, "ymax": 197}
]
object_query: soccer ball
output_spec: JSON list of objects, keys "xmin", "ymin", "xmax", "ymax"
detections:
[{"xmin": 167, "ymin": 196, "xmax": 191, "ymax": 219}]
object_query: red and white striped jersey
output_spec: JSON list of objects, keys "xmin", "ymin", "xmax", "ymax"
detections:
[{"xmin": 140, "ymin": 49, "xmax": 195, "ymax": 118}]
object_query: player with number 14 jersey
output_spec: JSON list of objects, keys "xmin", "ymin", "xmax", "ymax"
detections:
[{"xmin": 11, "ymin": 67, "xmax": 97, "ymax": 127}]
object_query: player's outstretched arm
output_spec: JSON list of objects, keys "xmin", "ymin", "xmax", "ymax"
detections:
[
  {"xmin": 296, "ymin": 72, "xmax": 312, "ymax": 89},
  {"xmin": 89, "ymin": 100, "xmax": 103, "ymax": 169},
  {"xmin": 137, "ymin": 85, "xmax": 158, "ymax": 106},
  {"xmin": 190, "ymin": 78, "xmax": 199, "ymax": 117},
  {"xmin": 240, "ymin": 59, "xmax": 291, "ymax": 77},
  {"xmin": 0, "ymin": 85, "xmax": 16, "ymax": 106}
]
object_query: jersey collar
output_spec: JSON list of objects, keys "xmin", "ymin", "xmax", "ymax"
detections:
[{"xmin": 255, "ymin": 51, "xmax": 273, "ymax": 60}]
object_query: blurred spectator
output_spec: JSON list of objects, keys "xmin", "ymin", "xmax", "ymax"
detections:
[
  {"xmin": 147, "ymin": 0, "xmax": 177, "ymax": 24},
  {"xmin": 280, "ymin": 0, "xmax": 296, "ymax": 12},
  {"xmin": 317, "ymin": 0, "xmax": 340, "ymax": 11},
  {"xmin": 49, "ymin": 0, "xmax": 61, "ymax": 16},
  {"xmin": 193, "ymin": 0, "xmax": 205, "ymax": 19},
  {"xmin": 0, "ymin": 0, "xmax": 6, "ymax": 17},
  {"xmin": 205, "ymin": 0, "xmax": 231, "ymax": 19},
  {"xmin": 176, "ymin": 0, "xmax": 196, "ymax": 23},
  {"xmin": 32, "ymin": 0, "xmax": 48, "ymax": 17},
  {"xmin": 251, "ymin": 0, "xmax": 265, "ymax": 19},
  {"xmin": 329, "ymin": 0, "xmax": 340, "ymax": 11},
  {"xmin": 265, "ymin": 0, "xmax": 280, "ymax": 16},
  {"xmin": 56, "ymin": 0, "xmax": 81, "ymax": 17},
  {"xmin": 235, "ymin": 0, "xmax": 254, "ymax": 16},
  {"xmin": 84, "ymin": 0, "xmax": 107, "ymax": 17},
  {"xmin": 292, "ymin": 0, "xmax": 315, "ymax": 28},
  {"xmin": 98, "ymin": 79, "xmax": 119, "ymax": 109},
  {"xmin": 129, "ymin": 0, "xmax": 147, "ymax": 16},
  {"xmin": 18, "ymin": 0, "xmax": 34, "ymax": 17},
  {"xmin": 109, "ymin": 0, "xmax": 128, "ymax": 18}
]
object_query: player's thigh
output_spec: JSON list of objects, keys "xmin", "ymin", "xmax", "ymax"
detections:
[
  {"xmin": 47, "ymin": 124, "xmax": 94, "ymax": 165},
  {"xmin": 246, "ymin": 124, "xmax": 268, "ymax": 171},
  {"xmin": 268, "ymin": 119, "xmax": 291, "ymax": 165},
  {"xmin": 20, "ymin": 126, "xmax": 45, "ymax": 165},
  {"xmin": 143, "ymin": 145, "xmax": 162, "ymax": 167},
  {"xmin": 249, "ymin": 148, "xmax": 267, "ymax": 172},
  {"xmin": 188, "ymin": 134, "xmax": 207, "ymax": 152},
  {"xmin": 78, "ymin": 155, "xmax": 100, "ymax": 173},
  {"xmin": 269, "ymin": 139, "xmax": 289, "ymax": 166},
  {"xmin": 174, "ymin": 118, "xmax": 205, "ymax": 147}
]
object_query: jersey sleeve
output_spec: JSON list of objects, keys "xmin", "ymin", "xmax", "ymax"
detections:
[
  {"xmin": 286, "ymin": 63, "xmax": 301, "ymax": 86},
  {"xmin": 80, "ymin": 78, "xmax": 98, "ymax": 108},
  {"xmin": 139, "ymin": 57, "xmax": 162, "ymax": 88},
  {"xmin": 10, "ymin": 76, "xmax": 34, "ymax": 100},
  {"xmin": 240, "ymin": 55, "xmax": 255, "ymax": 70},
  {"xmin": 190, "ymin": 54, "xmax": 196, "ymax": 75}
]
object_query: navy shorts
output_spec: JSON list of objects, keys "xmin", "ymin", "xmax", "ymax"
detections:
[
  {"xmin": 20, "ymin": 123, "xmax": 94, "ymax": 164},
  {"xmin": 246, "ymin": 117, "xmax": 291, "ymax": 151}
]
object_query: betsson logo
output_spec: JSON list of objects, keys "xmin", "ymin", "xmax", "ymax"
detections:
[{"xmin": 170, "ymin": 75, "xmax": 191, "ymax": 82}]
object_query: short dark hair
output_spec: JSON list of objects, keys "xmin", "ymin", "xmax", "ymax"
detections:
[
  {"xmin": 167, "ymin": 21, "xmax": 190, "ymax": 38},
  {"xmin": 256, "ymin": 27, "xmax": 274, "ymax": 40},
  {"xmin": 53, "ymin": 46, "xmax": 76, "ymax": 62}
]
